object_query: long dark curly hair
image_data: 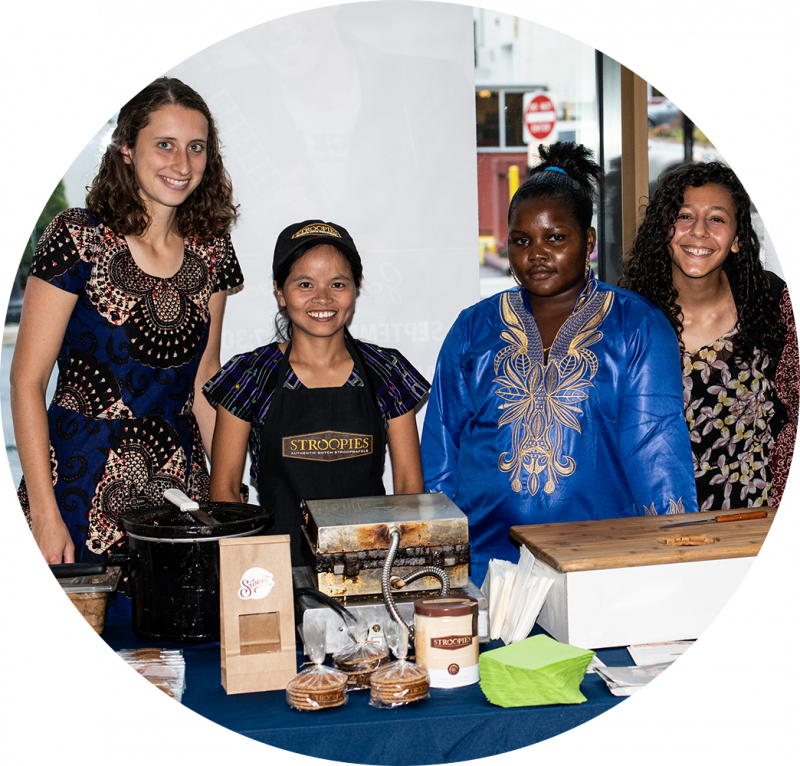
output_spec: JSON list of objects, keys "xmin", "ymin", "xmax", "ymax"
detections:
[
  {"xmin": 620, "ymin": 161, "xmax": 783, "ymax": 365},
  {"xmin": 85, "ymin": 77, "xmax": 238, "ymax": 241}
]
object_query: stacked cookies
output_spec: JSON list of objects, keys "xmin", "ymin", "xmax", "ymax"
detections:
[
  {"xmin": 286, "ymin": 666, "xmax": 349, "ymax": 711},
  {"xmin": 116, "ymin": 647, "xmax": 186, "ymax": 702},
  {"xmin": 333, "ymin": 643, "xmax": 390, "ymax": 690},
  {"xmin": 370, "ymin": 661, "xmax": 430, "ymax": 707}
]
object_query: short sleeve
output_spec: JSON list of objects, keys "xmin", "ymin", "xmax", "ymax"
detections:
[
  {"xmin": 29, "ymin": 208, "xmax": 96, "ymax": 294},
  {"xmin": 775, "ymin": 283, "xmax": 799, "ymax": 417},
  {"xmin": 202, "ymin": 345, "xmax": 281, "ymax": 422},
  {"xmin": 211, "ymin": 233, "xmax": 244, "ymax": 295},
  {"xmin": 770, "ymin": 283, "xmax": 799, "ymax": 505},
  {"xmin": 359, "ymin": 343, "xmax": 431, "ymax": 420}
]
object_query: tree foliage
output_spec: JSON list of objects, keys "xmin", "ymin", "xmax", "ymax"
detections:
[{"xmin": 18, "ymin": 180, "xmax": 69, "ymax": 288}]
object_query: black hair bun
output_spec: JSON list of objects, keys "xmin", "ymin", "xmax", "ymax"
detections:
[{"xmin": 531, "ymin": 141, "xmax": 602, "ymax": 200}]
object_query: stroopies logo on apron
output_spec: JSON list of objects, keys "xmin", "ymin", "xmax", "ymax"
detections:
[
  {"xmin": 238, "ymin": 567, "xmax": 275, "ymax": 600},
  {"xmin": 282, "ymin": 430, "xmax": 373, "ymax": 462}
]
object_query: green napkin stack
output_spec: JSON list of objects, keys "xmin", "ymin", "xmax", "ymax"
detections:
[{"xmin": 479, "ymin": 634, "xmax": 595, "ymax": 707}]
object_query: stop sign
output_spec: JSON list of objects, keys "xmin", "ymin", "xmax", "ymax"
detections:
[{"xmin": 523, "ymin": 92, "xmax": 557, "ymax": 142}]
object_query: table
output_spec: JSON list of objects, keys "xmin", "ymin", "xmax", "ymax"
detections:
[{"xmin": 101, "ymin": 619, "xmax": 629, "ymax": 765}]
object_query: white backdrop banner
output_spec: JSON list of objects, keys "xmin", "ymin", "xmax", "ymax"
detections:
[
  {"xmin": 168, "ymin": 2, "xmax": 480, "ymax": 388},
  {"xmin": 3, "ymin": 2, "xmax": 479, "ymax": 495}
]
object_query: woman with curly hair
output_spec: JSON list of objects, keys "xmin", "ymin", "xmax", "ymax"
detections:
[
  {"xmin": 621, "ymin": 161, "xmax": 798, "ymax": 510},
  {"xmin": 422, "ymin": 142, "xmax": 698, "ymax": 582},
  {"xmin": 10, "ymin": 77, "xmax": 244, "ymax": 572}
]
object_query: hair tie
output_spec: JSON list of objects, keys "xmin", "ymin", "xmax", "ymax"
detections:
[{"xmin": 544, "ymin": 166, "xmax": 569, "ymax": 177}]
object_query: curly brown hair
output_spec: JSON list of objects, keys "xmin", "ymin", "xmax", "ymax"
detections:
[
  {"xmin": 620, "ymin": 161, "xmax": 783, "ymax": 366},
  {"xmin": 85, "ymin": 77, "xmax": 238, "ymax": 241}
]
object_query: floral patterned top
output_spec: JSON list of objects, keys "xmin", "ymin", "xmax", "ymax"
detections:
[
  {"xmin": 683, "ymin": 328, "xmax": 776, "ymax": 510},
  {"xmin": 18, "ymin": 208, "xmax": 244, "ymax": 560},
  {"xmin": 768, "ymin": 283, "xmax": 799, "ymax": 505}
]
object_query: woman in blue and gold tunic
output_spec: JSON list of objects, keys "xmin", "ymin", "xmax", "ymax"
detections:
[{"xmin": 421, "ymin": 142, "xmax": 698, "ymax": 581}]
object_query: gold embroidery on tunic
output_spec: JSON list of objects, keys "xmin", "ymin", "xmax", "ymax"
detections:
[
  {"xmin": 644, "ymin": 497, "xmax": 686, "ymax": 516},
  {"xmin": 493, "ymin": 285, "xmax": 613, "ymax": 495}
]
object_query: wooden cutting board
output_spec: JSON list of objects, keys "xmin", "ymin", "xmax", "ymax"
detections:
[{"xmin": 509, "ymin": 509, "xmax": 776, "ymax": 573}]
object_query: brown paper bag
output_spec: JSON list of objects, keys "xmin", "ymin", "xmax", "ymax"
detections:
[{"xmin": 219, "ymin": 535, "xmax": 297, "ymax": 694}]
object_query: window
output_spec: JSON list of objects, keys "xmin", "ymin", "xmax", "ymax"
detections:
[
  {"xmin": 473, "ymin": 9, "xmax": 602, "ymax": 292},
  {"xmin": 475, "ymin": 88, "xmax": 553, "ymax": 151}
]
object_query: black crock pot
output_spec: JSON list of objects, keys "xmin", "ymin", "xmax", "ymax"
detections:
[{"xmin": 116, "ymin": 502, "xmax": 273, "ymax": 643}]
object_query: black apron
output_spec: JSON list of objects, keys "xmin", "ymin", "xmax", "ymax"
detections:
[{"xmin": 258, "ymin": 336, "xmax": 386, "ymax": 565}]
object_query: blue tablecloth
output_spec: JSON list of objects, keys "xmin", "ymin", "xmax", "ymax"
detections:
[{"xmin": 102, "ymin": 619, "xmax": 629, "ymax": 765}]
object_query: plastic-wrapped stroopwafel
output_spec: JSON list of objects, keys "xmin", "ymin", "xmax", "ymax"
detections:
[
  {"xmin": 286, "ymin": 665, "xmax": 349, "ymax": 710},
  {"xmin": 116, "ymin": 648, "xmax": 186, "ymax": 702},
  {"xmin": 286, "ymin": 620, "xmax": 348, "ymax": 711},
  {"xmin": 369, "ymin": 620, "xmax": 430, "ymax": 708}
]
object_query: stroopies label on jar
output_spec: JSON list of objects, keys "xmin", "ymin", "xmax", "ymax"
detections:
[{"xmin": 414, "ymin": 596, "xmax": 479, "ymax": 688}]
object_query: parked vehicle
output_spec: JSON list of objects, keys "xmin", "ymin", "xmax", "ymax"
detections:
[{"xmin": 647, "ymin": 97, "xmax": 681, "ymax": 128}]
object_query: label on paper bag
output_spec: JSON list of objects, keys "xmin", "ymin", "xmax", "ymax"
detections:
[{"xmin": 238, "ymin": 567, "xmax": 275, "ymax": 600}]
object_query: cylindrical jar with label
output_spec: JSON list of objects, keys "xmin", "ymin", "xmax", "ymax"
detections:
[{"xmin": 413, "ymin": 596, "xmax": 479, "ymax": 688}]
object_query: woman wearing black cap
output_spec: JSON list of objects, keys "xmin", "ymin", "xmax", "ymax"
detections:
[{"xmin": 203, "ymin": 220, "xmax": 430, "ymax": 564}]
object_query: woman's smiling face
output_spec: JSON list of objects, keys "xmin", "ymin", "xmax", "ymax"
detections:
[
  {"xmin": 507, "ymin": 196, "xmax": 595, "ymax": 302},
  {"xmin": 669, "ymin": 183, "xmax": 740, "ymax": 282},
  {"xmin": 120, "ymin": 103, "xmax": 208, "ymax": 216},
  {"xmin": 275, "ymin": 244, "xmax": 357, "ymax": 341}
]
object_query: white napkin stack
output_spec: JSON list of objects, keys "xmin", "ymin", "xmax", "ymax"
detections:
[{"xmin": 481, "ymin": 546, "xmax": 555, "ymax": 645}]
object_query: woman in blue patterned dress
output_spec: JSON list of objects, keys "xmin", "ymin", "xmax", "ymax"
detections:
[{"xmin": 11, "ymin": 78, "xmax": 243, "ymax": 566}]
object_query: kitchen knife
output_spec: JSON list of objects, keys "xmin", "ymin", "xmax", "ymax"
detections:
[{"xmin": 659, "ymin": 510, "xmax": 768, "ymax": 529}]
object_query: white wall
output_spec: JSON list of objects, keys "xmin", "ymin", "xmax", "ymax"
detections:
[
  {"xmin": 10, "ymin": 2, "xmax": 480, "ymax": 491},
  {"xmin": 168, "ymin": 3, "xmax": 479, "ymax": 385}
]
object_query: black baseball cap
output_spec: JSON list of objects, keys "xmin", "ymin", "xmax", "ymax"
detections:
[{"xmin": 273, "ymin": 220, "xmax": 361, "ymax": 275}]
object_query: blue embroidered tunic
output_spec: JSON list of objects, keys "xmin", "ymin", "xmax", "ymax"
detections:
[{"xmin": 421, "ymin": 276, "xmax": 699, "ymax": 582}]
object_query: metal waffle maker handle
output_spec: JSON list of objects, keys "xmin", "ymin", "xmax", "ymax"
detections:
[{"xmin": 381, "ymin": 526, "xmax": 450, "ymax": 641}]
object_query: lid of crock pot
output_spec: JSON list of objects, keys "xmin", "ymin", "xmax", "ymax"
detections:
[{"xmin": 117, "ymin": 502, "xmax": 273, "ymax": 540}]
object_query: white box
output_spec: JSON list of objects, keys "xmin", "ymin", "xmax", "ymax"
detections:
[
  {"xmin": 535, "ymin": 555, "xmax": 754, "ymax": 649},
  {"xmin": 510, "ymin": 510, "xmax": 774, "ymax": 650}
]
